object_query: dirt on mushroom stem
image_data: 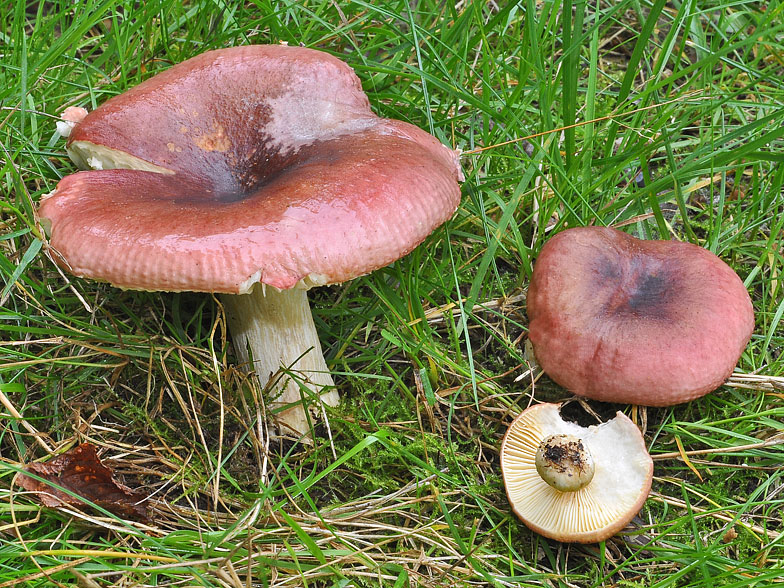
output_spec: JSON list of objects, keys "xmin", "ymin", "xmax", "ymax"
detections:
[
  {"xmin": 541, "ymin": 436, "xmax": 589, "ymax": 474},
  {"xmin": 535, "ymin": 433, "xmax": 595, "ymax": 492}
]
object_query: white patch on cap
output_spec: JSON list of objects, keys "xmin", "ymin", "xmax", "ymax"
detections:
[
  {"xmin": 237, "ymin": 270, "xmax": 332, "ymax": 294},
  {"xmin": 262, "ymin": 94, "xmax": 377, "ymax": 154},
  {"xmin": 68, "ymin": 141, "xmax": 174, "ymax": 174},
  {"xmin": 237, "ymin": 269, "xmax": 263, "ymax": 295},
  {"xmin": 86, "ymin": 156, "xmax": 104, "ymax": 170},
  {"xmin": 295, "ymin": 273, "xmax": 330, "ymax": 289}
]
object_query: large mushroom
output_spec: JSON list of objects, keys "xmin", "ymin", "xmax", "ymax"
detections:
[
  {"xmin": 527, "ymin": 226, "xmax": 754, "ymax": 405},
  {"xmin": 500, "ymin": 403, "xmax": 653, "ymax": 543},
  {"xmin": 38, "ymin": 45, "xmax": 463, "ymax": 438}
]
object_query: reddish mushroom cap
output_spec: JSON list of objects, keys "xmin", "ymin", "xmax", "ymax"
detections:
[
  {"xmin": 38, "ymin": 45, "xmax": 463, "ymax": 293},
  {"xmin": 527, "ymin": 226, "xmax": 754, "ymax": 405}
]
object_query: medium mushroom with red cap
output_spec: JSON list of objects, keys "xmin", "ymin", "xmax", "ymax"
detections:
[
  {"xmin": 527, "ymin": 226, "xmax": 754, "ymax": 405},
  {"xmin": 38, "ymin": 45, "xmax": 463, "ymax": 438},
  {"xmin": 501, "ymin": 403, "xmax": 653, "ymax": 543}
]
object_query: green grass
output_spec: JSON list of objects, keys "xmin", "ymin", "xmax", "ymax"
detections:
[{"xmin": 2, "ymin": 0, "xmax": 783, "ymax": 586}]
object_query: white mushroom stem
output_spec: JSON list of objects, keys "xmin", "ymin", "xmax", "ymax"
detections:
[
  {"xmin": 220, "ymin": 286, "xmax": 339, "ymax": 440},
  {"xmin": 535, "ymin": 434, "xmax": 595, "ymax": 492}
]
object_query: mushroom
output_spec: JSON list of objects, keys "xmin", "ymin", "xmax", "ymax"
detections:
[
  {"xmin": 527, "ymin": 226, "xmax": 754, "ymax": 406},
  {"xmin": 500, "ymin": 402, "xmax": 653, "ymax": 543},
  {"xmin": 55, "ymin": 106, "xmax": 89, "ymax": 138},
  {"xmin": 37, "ymin": 45, "xmax": 463, "ymax": 438}
]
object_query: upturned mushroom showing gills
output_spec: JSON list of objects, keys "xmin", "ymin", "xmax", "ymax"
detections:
[
  {"xmin": 501, "ymin": 403, "xmax": 653, "ymax": 543},
  {"xmin": 37, "ymin": 45, "xmax": 463, "ymax": 439},
  {"xmin": 527, "ymin": 226, "xmax": 754, "ymax": 406}
]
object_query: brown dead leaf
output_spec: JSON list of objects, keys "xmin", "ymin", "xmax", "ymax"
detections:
[
  {"xmin": 723, "ymin": 526, "xmax": 739, "ymax": 543},
  {"xmin": 16, "ymin": 443, "xmax": 149, "ymax": 521}
]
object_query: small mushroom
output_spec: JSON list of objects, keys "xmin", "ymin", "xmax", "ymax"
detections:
[
  {"xmin": 527, "ymin": 226, "xmax": 754, "ymax": 406},
  {"xmin": 38, "ymin": 45, "xmax": 463, "ymax": 439},
  {"xmin": 55, "ymin": 107, "xmax": 89, "ymax": 138},
  {"xmin": 500, "ymin": 403, "xmax": 653, "ymax": 543}
]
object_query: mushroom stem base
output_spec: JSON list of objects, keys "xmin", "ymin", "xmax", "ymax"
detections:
[{"xmin": 221, "ymin": 287, "xmax": 338, "ymax": 440}]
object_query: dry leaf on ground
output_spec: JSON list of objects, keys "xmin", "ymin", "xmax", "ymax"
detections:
[{"xmin": 16, "ymin": 443, "xmax": 149, "ymax": 521}]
